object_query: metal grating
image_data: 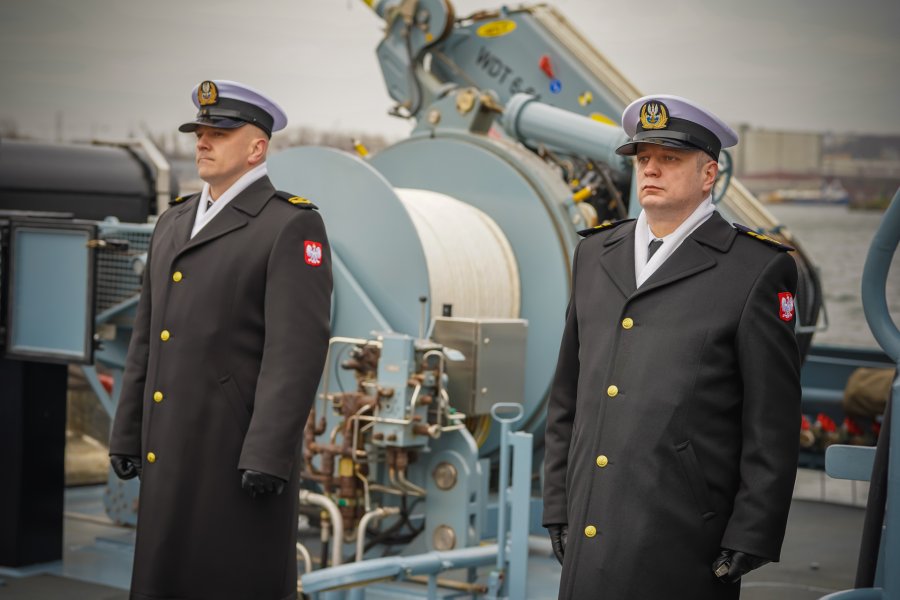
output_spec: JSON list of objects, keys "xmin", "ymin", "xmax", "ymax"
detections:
[{"xmin": 95, "ymin": 224, "xmax": 153, "ymax": 314}]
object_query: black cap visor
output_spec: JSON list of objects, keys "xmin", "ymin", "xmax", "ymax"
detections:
[
  {"xmin": 616, "ymin": 116, "xmax": 721, "ymax": 160},
  {"xmin": 180, "ymin": 97, "xmax": 274, "ymax": 137},
  {"xmin": 616, "ymin": 137, "xmax": 701, "ymax": 157},
  {"xmin": 178, "ymin": 116, "xmax": 247, "ymax": 133}
]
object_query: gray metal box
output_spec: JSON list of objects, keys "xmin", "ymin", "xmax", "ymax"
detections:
[{"xmin": 431, "ymin": 317, "xmax": 527, "ymax": 415}]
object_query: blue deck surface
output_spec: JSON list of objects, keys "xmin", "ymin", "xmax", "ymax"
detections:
[{"xmin": 0, "ymin": 484, "xmax": 865, "ymax": 599}]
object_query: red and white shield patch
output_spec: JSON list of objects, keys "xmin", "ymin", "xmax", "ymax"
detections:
[
  {"xmin": 304, "ymin": 241, "xmax": 322, "ymax": 267},
  {"xmin": 778, "ymin": 292, "xmax": 794, "ymax": 322}
]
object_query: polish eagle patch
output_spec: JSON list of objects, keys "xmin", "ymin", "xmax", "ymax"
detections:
[
  {"xmin": 304, "ymin": 241, "xmax": 323, "ymax": 267},
  {"xmin": 779, "ymin": 292, "xmax": 795, "ymax": 322}
]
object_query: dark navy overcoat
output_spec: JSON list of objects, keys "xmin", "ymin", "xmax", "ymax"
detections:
[
  {"xmin": 543, "ymin": 212, "xmax": 801, "ymax": 599},
  {"xmin": 110, "ymin": 175, "xmax": 332, "ymax": 600}
]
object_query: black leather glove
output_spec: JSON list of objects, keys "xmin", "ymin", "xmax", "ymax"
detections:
[
  {"xmin": 110, "ymin": 454, "xmax": 142, "ymax": 480},
  {"xmin": 712, "ymin": 548, "xmax": 770, "ymax": 583},
  {"xmin": 548, "ymin": 524, "xmax": 568, "ymax": 566},
  {"xmin": 241, "ymin": 469, "xmax": 286, "ymax": 497}
]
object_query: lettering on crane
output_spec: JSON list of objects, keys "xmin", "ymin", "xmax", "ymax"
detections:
[
  {"xmin": 476, "ymin": 47, "xmax": 514, "ymax": 84},
  {"xmin": 475, "ymin": 47, "xmax": 541, "ymax": 99}
]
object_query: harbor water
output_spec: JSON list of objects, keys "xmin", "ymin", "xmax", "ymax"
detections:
[{"xmin": 767, "ymin": 203, "xmax": 900, "ymax": 350}]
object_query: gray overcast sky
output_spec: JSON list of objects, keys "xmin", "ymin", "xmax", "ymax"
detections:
[{"xmin": 1, "ymin": 0, "xmax": 898, "ymax": 142}]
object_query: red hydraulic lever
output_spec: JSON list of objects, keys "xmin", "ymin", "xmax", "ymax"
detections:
[{"xmin": 539, "ymin": 55, "xmax": 555, "ymax": 79}]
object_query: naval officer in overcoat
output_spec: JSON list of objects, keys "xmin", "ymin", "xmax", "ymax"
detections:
[
  {"xmin": 109, "ymin": 80, "xmax": 332, "ymax": 600},
  {"xmin": 543, "ymin": 95, "xmax": 801, "ymax": 599}
]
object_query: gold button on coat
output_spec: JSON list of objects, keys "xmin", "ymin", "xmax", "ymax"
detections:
[
  {"xmin": 622, "ymin": 318, "xmax": 634, "ymax": 329},
  {"xmin": 160, "ymin": 330, "xmax": 170, "ymax": 341},
  {"xmin": 172, "ymin": 271, "xmax": 183, "ymax": 282},
  {"xmin": 584, "ymin": 525, "xmax": 597, "ymax": 538},
  {"xmin": 153, "ymin": 391, "xmax": 163, "ymax": 403},
  {"xmin": 147, "ymin": 452, "xmax": 156, "ymax": 463},
  {"xmin": 596, "ymin": 455, "xmax": 609, "ymax": 468},
  {"xmin": 607, "ymin": 385, "xmax": 618, "ymax": 397}
]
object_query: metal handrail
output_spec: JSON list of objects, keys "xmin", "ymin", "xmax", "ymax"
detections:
[
  {"xmin": 822, "ymin": 186, "xmax": 900, "ymax": 600},
  {"xmin": 490, "ymin": 402, "xmax": 523, "ymax": 582},
  {"xmin": 859, "ymin": 187, "xmax": 900, "ymax": 598},
  {"xmin": 863, "ymin": 187, "xmax": 900, "ymax": 360}
]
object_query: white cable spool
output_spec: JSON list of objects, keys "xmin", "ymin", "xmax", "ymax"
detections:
[{"xmin": 395, "ymin": 188, "xmax": 520, "ymax": 319}]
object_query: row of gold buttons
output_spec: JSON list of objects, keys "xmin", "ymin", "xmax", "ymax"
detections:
[
  {"xmin": 586, "ymin": 454, "xmax": 610, "ymax": 536},
  {"xmin": 584, "ymin": 318, "xmax": 632, "ymax": 538},
  {"xmin": 148, "ymin": 272, "xmax": 183, "ymax": 466},
  {"xmin": 159, "ymin": 272, "xmax": 183, "ymax": 342},
  {"xmin": 607, "ymin": 319, "xmax": 633, "ymax": 397},
  {"xmin": 604, "ymin": 318, "xmax": 634, "ymax": 402}
]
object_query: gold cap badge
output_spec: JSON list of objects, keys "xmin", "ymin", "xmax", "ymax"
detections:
[
  {"xmin": 198, "ymin": 80, "xmax": 218, "ymax": 107},
  {"xmin": 639, "ymin": 101, "xmax": 669, "ymax": 130}
]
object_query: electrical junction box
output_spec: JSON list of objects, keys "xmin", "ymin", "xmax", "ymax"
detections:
[{"xmin": 431, "ymin": 317, "xmax": 527, "ymax": 416}]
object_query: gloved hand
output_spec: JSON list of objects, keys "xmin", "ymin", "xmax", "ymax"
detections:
[
  {"xmin": 241, "ymin": 469, "xmax": 286, "ymax": 497},
  {"xmin": 712, "ymin": 548, "xmax": 770, "ymax": 583},
  {"xmin": 110, "ymin": 454, "xmax": 142, "ymax": 480},
  {"xmin": 548, "ymin": 524, "xmax": 568, "ymax": 566}
]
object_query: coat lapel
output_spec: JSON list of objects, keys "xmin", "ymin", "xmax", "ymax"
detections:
[
  {"xmin": 598, "ymin": 220, "xmax": 637, "ymax": 297},
  {"xmin": 176, "ymin": 176, "xmax": 275, "ymax": 257},
  {"xmin": 171, "ymin": 199, "xmax": 199, "ymax": 253},
  {"xmin": 632, "ymin": 212, "xmax": 736, "ymax": 298}
]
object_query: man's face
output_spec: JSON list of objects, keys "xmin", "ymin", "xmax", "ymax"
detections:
[
  {"xmin": 194, "ymin": 124, "xmax": 262, "ymax": 190},
  {"xmin": 635, "ymin": 144, "xmax": 717, "ymax": 216}
]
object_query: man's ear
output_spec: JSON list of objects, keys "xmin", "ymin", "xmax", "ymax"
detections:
[
  {"xmin": 702, "ymin": 160, "xmax": 719, "ymax": 194},
  {"xmin": 247, "ymin": 135, "xmax": 268, "ymax": 167}
]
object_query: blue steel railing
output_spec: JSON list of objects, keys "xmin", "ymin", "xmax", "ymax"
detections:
[{"xmin": 821, "ymin": 186, "xmax": 900, "ymax": 600}]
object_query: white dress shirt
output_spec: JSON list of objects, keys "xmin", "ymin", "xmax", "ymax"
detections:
[
  {"xmin": 634, "ymin": 195, "xmax": 715, "ymax": 287},
  {"xmin": 191, "ymin": 162, "xmax": 268, "ymax": 239}
]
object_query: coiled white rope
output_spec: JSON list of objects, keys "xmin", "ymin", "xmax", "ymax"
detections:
[{"xmin": 395, "ymin": 188, "xmax": 520, "ymax": 319}]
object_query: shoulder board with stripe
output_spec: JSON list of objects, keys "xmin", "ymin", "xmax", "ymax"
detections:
[
  {"xmin": 275, "ymin": 190, "xmax": 318, "ymax": 210},
  {"xmin": 169, "ymin": 192, "xmax": 199, "ymax": 206},
  {"xmin": 577, "ymin": 218, "xmax": 635, "ymax": 238},
  {"xmin": 733, "ymin": 223, "xmax": 794, "ymax": 251}
]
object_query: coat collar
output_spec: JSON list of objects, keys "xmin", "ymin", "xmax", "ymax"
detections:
[
  {"xmin": 596, "ymin": 211, "xmax": 736, "ymax": 299},
  {"xmin": 171, "ymin": 195, "xmax": 199, "ymax": 252},
  {"xmin": 228, "ymin": 175, "xmax": 276, "ymax": 217},
  {"xmin": 598, "ymin": 220, "xmax": 637, "ymax": 297},
  {"xmin": 634, "ymin": 212, "xmax": 735, "ymax": 296},
  {"xmin": 171, "ymin": 176, "xmax": 276, "ymax": 256},
  {"xmin": 687, "ymin": 211, "xmax": 737, "ymax": 253}
]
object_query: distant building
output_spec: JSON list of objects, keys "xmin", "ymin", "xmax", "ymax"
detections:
[{"xmin": 730, "ymin": 126, "xmax": 900, "ymax": 208}]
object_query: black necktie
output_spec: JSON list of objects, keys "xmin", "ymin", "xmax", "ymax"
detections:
[
  {"xmin": 206, "ymin": 199, "xmax": 213, "ymax": 210},
  {"xmin": 648, "ymin": 239, "xmax": 663, "ymax": 260}
]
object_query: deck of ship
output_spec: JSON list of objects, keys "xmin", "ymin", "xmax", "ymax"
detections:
[{"xmin": 0, "ymin": 468, "xmax": 871, "ymax": 599}]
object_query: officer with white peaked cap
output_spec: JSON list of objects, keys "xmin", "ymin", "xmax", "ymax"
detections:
[
  {"xmin": 110, "ymin": 79, "xmax": 332, "ymax": 600},
  {"xmin": 179, "ymin": 79, "xmax": 288, "ymax": 138},
  {"xmin": 544, "ymin": 94, "xmax": 802, "ymax": 599}
]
